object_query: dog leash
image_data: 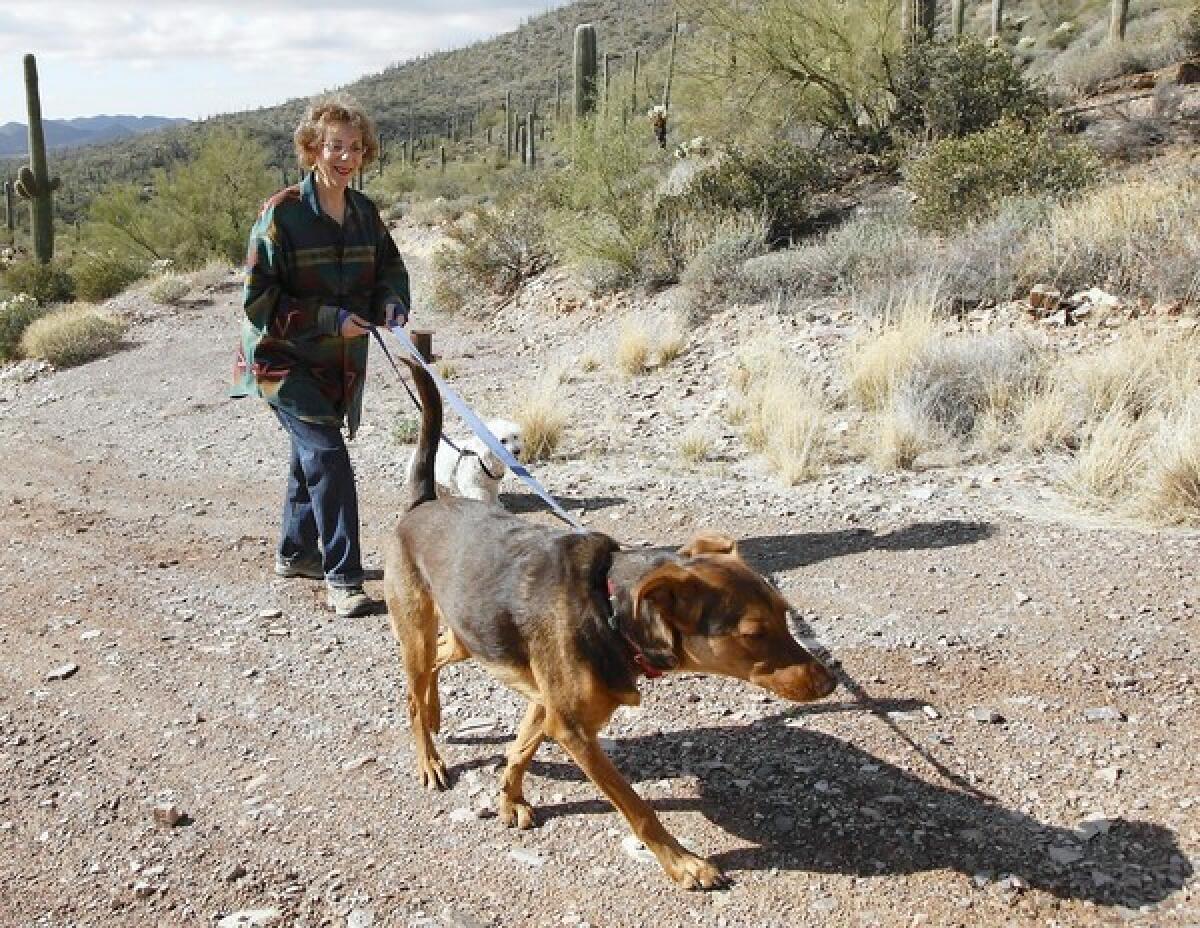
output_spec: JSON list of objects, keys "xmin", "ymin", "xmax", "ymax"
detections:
[{"xmin": 370, "ymin": 323, "xmax": 585, "ymax": 532}]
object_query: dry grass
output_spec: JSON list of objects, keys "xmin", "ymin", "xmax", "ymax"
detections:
[
  {"xmin": 1064, "ymin": 405, "xmax": 1147, "ymax": 502},
  {"xmin": 679, "ymin": 426, "xmax": 715, "ymax": 464},
  {"xmin": 1021, "ymin": 165, "xmax": 1200, "ymax": 301},
  {"xmin": 727, "ymin": 337, "xmax": 829, "ymax": 483},
  {"xmin": 19, "ymin": 308, "xmax": 126, "ymax": 368},
  {"xmin": 148, "ymin": 273, "xmax": 191, "ymax": 305},
  {"xmin": 1138, "ymin": 402, "xmax": 1200, "ymax": 524},
  {"xmin": 845, "ymin": 285, "xmax": 941, "ymax": 411},
  {"xmin": 873, "ymin": 408, "xmax": 926, "ymax": 471},
  {"xmin": 434, "ymin": 358, "xmax": 459, "ymax": 379},
  {"xmin": 612, "ymin": 309, "xmax": 690, "ymax": 378},
  {"xmin": 515, "ymin": 373, "xmax": 569, "ymax": 461}
]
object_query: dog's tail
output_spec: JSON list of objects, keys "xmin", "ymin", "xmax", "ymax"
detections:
[{"xmin": 404, "ymin": 357, "xmax": 442, "ymax": 510}]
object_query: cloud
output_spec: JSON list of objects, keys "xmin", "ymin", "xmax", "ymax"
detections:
[{"xmin": 0, "ymin": 1, "xmax": 571, "ymax": 121}]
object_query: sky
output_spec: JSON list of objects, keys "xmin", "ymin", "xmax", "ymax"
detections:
[{"xmin": 0, "ymin": 0, "xmax": 574, "ymax": 125}]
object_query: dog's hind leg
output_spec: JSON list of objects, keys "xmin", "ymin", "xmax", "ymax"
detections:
[
  {"xmin": 543, "ymin": 710, "xmax": 729, "ymax": 890},
  {"xmin": 498, "ymin": 702, "xmax": 546, "ymax": 830},
  {"xmin": 428, "ymin": 626, "xmax": 471, "ymax": 734},
  {"xmin": 385, "ymin": 566, "xmax": 449, "ymax": 791}
]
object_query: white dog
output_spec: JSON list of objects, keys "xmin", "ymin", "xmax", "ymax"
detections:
[{"xmin": 406, "ymin": 418, "xmax": 523, "ymax": 505}]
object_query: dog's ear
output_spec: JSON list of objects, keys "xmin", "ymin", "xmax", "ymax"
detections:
[
  {"xmin": 634, "ymin": 562, "xmax": 708, "ymax": 633},
  {"xmin": 679, "ymin": 531, "xmax": 739, "ymax": 559}
]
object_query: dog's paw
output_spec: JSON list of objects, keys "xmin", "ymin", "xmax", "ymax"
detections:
[
  {"xmin": 666, "ymin": 854, "xmax": 728, "ymax": 891},
  {"xmin": 417, "ymin": 756, "xmax": 449, "ymax": 791},
  {"xmin": 498, "ymin": 795, "xmax": 537, "ymax": 830}
]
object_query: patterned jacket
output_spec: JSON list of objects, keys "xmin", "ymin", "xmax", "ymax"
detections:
[{"xmin": 230, "ymin": 172, "xmax": 410, "ymax": 438}]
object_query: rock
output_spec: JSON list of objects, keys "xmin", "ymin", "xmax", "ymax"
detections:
[
  {"xmin": 620, "ymin": 835, "xmax": 657, "ymax": 865},
  {"xmin": 341, "ymin": 755, "xmax": 376, "ymax": 772},
  {"xmin": 257, "ymin": 608, "xmax": 282, "ymax": 620},
  {"xmin": 152, "ymin": 803, "xmax": 189, "ymax": 827},
  {"xmin": 1048, "ymin": 845, "xmax": 1084, "ymax": 866},
  {"xmin": 508, "ymin": 849, "xmax": 546, "ymax": 868},
  {"xmin": 46, "ymin": 663, "xmax": 79, "ymax": 682},
  {"xmin": 1085, "ymin": 706, "xmax": 1125, "ymax": 723},
  {"xmin": 216, "ymin": 910, "xmax": 283, "ymax": 928},
  {"xmin": 970, "ymin": 707, "xmax": 1004, "ymax": 724},
  {"xmin": 1075, "ymin": 816, "xmax": 1114, "ymax": 841},
  {"xmin": 346, "ymin": 909, "xmax": 374, "ymax": 928},
  {"xmin": 1174, "ymin": 59, "xmax": 1200, "ymax": 85}
]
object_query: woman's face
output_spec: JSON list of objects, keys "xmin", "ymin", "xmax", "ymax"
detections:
[{"xmin": 313, "ymin": 121, "xmax": 364, "ymax": 191}]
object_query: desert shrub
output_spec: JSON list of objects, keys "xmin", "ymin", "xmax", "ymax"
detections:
[
  {"xmin": 678, "ymin": 211, "xmax": 768, "ymax": 306},
  {"xmin": 72, "ymin": 250, "xmax": 147, "ymax": 302},
  {"xmin": 148, "ymin": 273, "xmax": 191, "ymax": 305},
  {"xmin": 906, "ymin": 121, "xmax": 1100, "ymax": 232},
  {"xmin": 4, "ymin": 259, "xmax": 75, "ymax": 305},
  {"xmin": 429, "ymin": 196, "xmax": 551, "ymax": 313},
  {"xmin": 893, "ymin": 331, "xmax": 1047, "ymax": 443},
  {"xmin": 1139, "ymin": 401, "xmax": 1200, "ymax": 524},
  {"xmin": 87, "ymin": 128, "xmax": 276, "ymax": 268},
  {"xmin": 937, "ymin": 197, "xmax": 1052, "ymax": 307},
  {"xmin": 890, "ymin": 36, "xmax": 1050, "ymax": 143},
  {"xmin": 681, "ymin": 141, "xmax": 830, "ymax": 244},
  {"xmin": 679, "ymin": 427, "xmax": 715, "ymax": 464},
  {"xmin": 544, "ymin": 123, "xmax": 667, "ymax": 291},
  {"xmin": 19, "ymin": 307, "xmax": 126, "ymax": 367},
  {"xmin": 1051, "ymin": 26, "xmax": 1189, "ymax": 96},
  {"xmin": 0, "ymin": 293, "xmax": 49, "ymax": 360},
  {"xmin": 1018, "ymin": 164, "xmax": 1200, "ymax": 300}
]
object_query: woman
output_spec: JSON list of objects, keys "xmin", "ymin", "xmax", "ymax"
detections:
[{"xmin": 231, "ymin": 96, "xmax": 410, "ymax": 617}]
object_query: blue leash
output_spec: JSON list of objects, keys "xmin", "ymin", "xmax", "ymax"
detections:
[{"xmin": 369, "ymin": 324, "xmax": 585, "ymax": 532}]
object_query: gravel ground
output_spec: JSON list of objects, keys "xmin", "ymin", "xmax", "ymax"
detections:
[{"xmin": 0, "ymin": 223, "xmax": 1197, "ymax": 928}]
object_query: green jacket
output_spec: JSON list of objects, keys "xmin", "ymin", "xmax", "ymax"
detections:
[{"xmin": 231, "ymin": 172, "xmax": 410, "ymax": 438}]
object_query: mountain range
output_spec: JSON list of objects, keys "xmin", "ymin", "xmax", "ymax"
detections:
[{"xmin": 0, "ymin": 114, "xmax": 190, "ymax": 157}]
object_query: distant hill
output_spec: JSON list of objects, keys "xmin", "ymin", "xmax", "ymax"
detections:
[{"xmin": 0, "ymin": 115, "xmax": 190, "ymax": 156}]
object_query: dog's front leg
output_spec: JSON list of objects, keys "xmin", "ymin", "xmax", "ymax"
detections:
[
  {"xmin": 498, "ymin": 702, "xmax": 546, "ymax": 829},
  {"xmin": 545, "ymin": 714, "xmax": 728, "ymax": 890}
]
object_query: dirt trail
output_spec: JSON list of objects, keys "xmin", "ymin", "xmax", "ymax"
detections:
[{"xmin": 0, "ymin": 224, "xmax": 1197, "ymax": 927}]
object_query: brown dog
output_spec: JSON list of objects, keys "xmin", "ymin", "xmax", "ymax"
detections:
[{"xmin": 383, "ymin": 358, "xmax": 837, "ymax": 889}]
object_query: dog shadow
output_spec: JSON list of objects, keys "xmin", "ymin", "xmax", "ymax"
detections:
[
  {"xmin": 499, "ymin": 492, "xmax": 627, "ymax": 516},
  {"xmin": 506, "ymin": 717, "xmax": 1190, "ymax": 909},
  {"xmin": 737, "ymin": 520, "xmax": 994, "ymax": 573}
]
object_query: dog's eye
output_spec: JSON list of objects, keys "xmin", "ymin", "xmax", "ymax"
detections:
[{"xmin": 739, "ymin": 625, "xmax": 768, "ymax": 639}]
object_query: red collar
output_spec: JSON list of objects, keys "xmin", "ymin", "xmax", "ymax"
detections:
[{"xmin": 606, "ymin": 579, "xmax": 664, "ymax": 679}]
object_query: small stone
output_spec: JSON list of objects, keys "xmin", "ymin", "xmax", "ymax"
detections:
[
  {"xmin": 1048, "ymin": 845, "xmax": 1084, "ymax": 866},
  {"xmin": 152, "ymin": 803, "xmax": 188, "ymax": 827},
  {"xmin": 340, "ymin": 755, "xmax": 376, "ymax": 772},
  {"xmin": 970, "ymin": 707, "xmax": 1004, "ymax": 724},
  {"xmin": 620, "ymin": 836, "xmax": 656, "ymax": 865},
  {"xmin": 257, "ymin": 609, "xmax": 282, "ymax": 620},
  {"xmin": 1084, "ymin": 706, "xmax": 1125, "ymax": 723},
  {"xmin": 216, "ymin": 910, "xmax": 283, "ymax": 928},
  {"xmin": 46, "ymin": 663, "xmax": 79, "ymax": 682},
  {"xmin": 922, "ymin": 705, "xmax": 940, "ymax": 720},
  {"xmin": 508, "ymin": 849, "xmax": 546, "ymax": 868}
]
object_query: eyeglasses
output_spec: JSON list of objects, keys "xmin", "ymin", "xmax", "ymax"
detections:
[{"xmin": 323, "ymin": 141, "xmax": 365, "ymax": 157}]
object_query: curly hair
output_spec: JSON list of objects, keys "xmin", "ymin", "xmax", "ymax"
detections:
[{"xmin": 293, "ymin": 95, "xmax": 380, "ymax": 170}]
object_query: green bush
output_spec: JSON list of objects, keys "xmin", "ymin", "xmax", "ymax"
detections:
[
  {"xmin": 148, "ymin": 273, "xmax": 191, "ymax": 305},
  {"xmin": 682, "ymin": 141, "xmax": 831, "ymax": 244},
  {"xmin": 19, "ymin": 307, "xmax": 126, "ymax": 368},
  {"xmin": 72, "ymin": 250, "xmax": 147, "ymax": 302},
  {"xmin": 890, "ymin": 36, "xmax": 1050, "ymax": 143},
  {"xmin": 4, "ymin": 260, "xmax": 76, "ymax": 305},
  {"xmin": 906, "ymin": 121, "xmax": 1100, "ymax": 232},
  {"xmin": 0, "ymin": 292, "xmax": 48, "ymax": 360},
  {"xmin": 430, "ymin": 197, "xmax": 551, "ymax": 312}
]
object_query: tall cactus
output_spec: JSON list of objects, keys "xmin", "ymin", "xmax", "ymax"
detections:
[
  {"xmin": 902, "ymin": 0, "xmax": 936, "ymax": 41},
  {"xmin": 951, "ymin": 0, "xmax": 966, "ymax": 36},
  {"xmin": 4, "ymin": 180, "xmax": 13, "ymax": 243},
  {"xmin": 574, "ymin": 24, "xmax": 598, "ymax": 122},
  {"xmin": 15, "ymin": 54, "xmax": 60, "ymax": 264},
  {"xmin": 1109, "ymin": 0, "xmax": 1129, "ymax": 42},
  {"xmin": 991, "ymin": 0, "xmax": 1005, "ymax": 38}
]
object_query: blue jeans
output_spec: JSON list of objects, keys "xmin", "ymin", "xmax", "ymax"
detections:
[{"xmin": 272, "ymin": 406, "xmax": 363, "ymax": 589}]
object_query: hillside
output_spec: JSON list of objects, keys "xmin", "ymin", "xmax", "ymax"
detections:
[
  {"xmin": 1, "ymin": 0, "xmax": 675, "ymax": 225},
  {"xmin": 0, "ymin": 115, "xmax": 189, "ymax": 157}
]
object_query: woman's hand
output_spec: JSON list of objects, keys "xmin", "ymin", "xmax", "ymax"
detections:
[{"xmin": 338, "ymin": 311, "xmax": 372, "ymax": 338}]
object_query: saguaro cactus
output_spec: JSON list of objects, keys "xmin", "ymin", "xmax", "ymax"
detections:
[
  {"xmin": 525, "ymin": 112, "xmax": 536, "ymax": 168},
  {"xmin": 1109, "ymin": 0, "xmax": 1130, "ymax": 42},
  {"xmin": 951, "ymin": 0, "xmax": 966, "ymax": 36},
  {"xmin": 15, "ymin": 54, "xmax": 60, "ymax": 264},
  {"xmin": 902, "ymin": 0, "xmax": 936, "ymax": 41},
  {"xmin": 4, "ymin": 180, "xmax": 14, "ymax": 242},
  {"xmin": 991, "ymin": 0, "xmax": 1005, "ymax": 38},
  {"xmin": 574, "ymin": 24, "xmax": 598, "ymax": 122}
]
